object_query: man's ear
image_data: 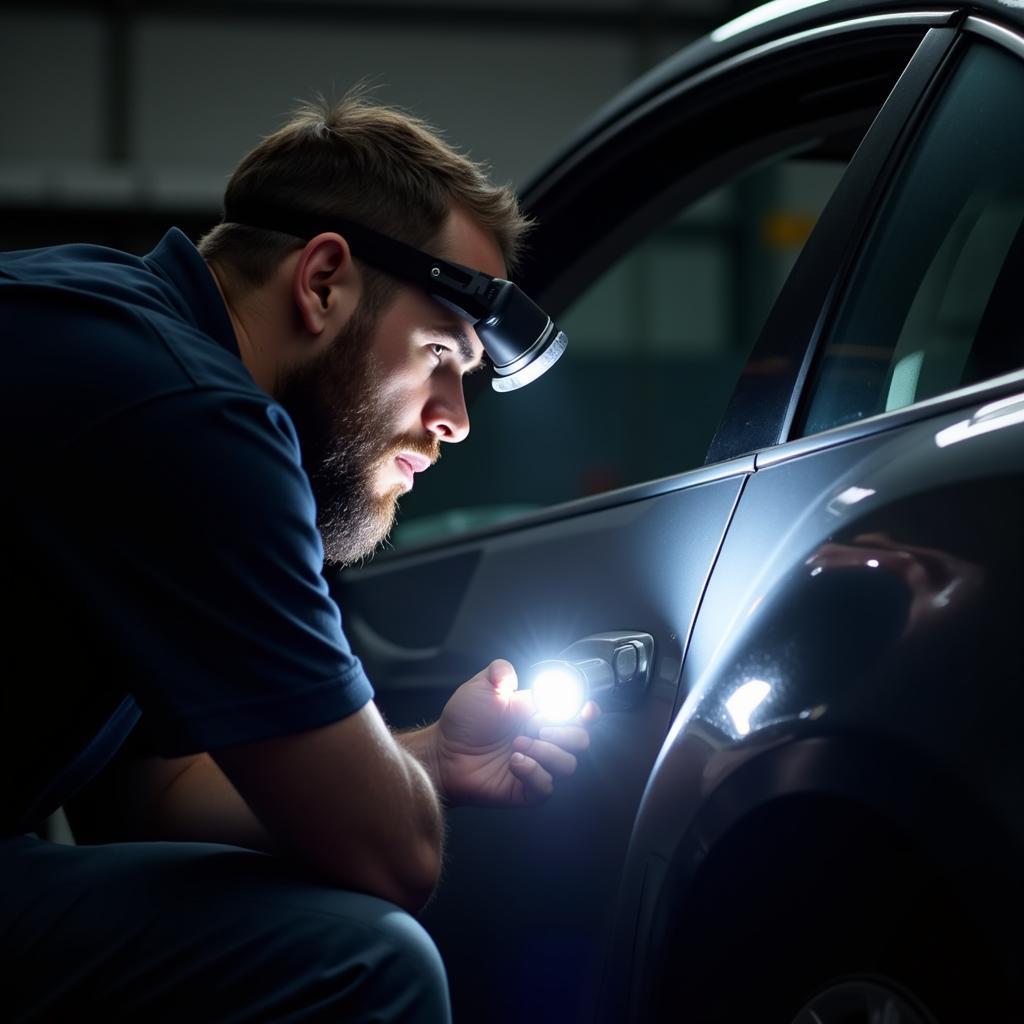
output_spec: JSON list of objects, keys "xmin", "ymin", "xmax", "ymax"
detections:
[{"xmin": 291, "ymin": 232, "xmax": 362, "ymax": 338}]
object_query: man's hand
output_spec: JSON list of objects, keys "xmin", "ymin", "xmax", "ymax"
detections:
[
  {"xmin": 408, "ymin": 659, "xmax": 600, "ymax": 808},
  {"xmin": 805, "ymin": 532, "xmax": 983, "ymax": 637}
]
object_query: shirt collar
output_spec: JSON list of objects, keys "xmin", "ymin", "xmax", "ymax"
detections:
[{"xmin": 144, "ymin": 227, "xmax": 240, "ymax": 359}]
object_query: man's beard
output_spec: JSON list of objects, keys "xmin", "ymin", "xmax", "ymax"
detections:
[{"xmin": 276, "ymin": 304, "xmax": 439, "ymax": 567}]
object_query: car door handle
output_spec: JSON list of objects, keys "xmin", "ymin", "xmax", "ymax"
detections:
[{"xmin": 529, "ymin": 631, "xmax": 654, "ymax": 716}]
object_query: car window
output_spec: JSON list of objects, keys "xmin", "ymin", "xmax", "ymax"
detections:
[
  {"xmin": 392, "ymin": 149, "xmax": 845, "ymax": 549},
  {"xmin": 799, "ymin": 40, "xmax": 1024, "ymax": 437}
]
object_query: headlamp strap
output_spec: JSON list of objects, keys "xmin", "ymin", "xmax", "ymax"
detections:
[{"xmin": 222, "ymin": 199, "xmax": 496, "ymax": 321}]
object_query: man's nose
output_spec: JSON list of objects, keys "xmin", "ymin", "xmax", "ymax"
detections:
[{"xmin": 423, "ymin": 373, "xmax": 470, "ymax": 443}]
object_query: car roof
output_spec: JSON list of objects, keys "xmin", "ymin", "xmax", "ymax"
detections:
[{"xmin": 521, "ymin": 0, "xmax": 1022, "ymax": 201}]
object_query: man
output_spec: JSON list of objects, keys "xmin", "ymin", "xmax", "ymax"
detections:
[{"xmin": 0, "ymin": 95, "xmax": 597, "ymax": 1022}]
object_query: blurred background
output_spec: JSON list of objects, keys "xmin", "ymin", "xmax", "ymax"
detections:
[
  {"xmin": 1, "ymin": 0, "xmax": 829, "ymax": 547},
  {"xmin": 0, "ymin": 1, "xmax": 759, "ymax": 244}
]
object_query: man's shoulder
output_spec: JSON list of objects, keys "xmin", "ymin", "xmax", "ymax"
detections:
[
  {"xmin": 0, "ymin": 239, "xmax": 171, "ymax": 326},
  {"xmin": 0, "ymin": 238, "xmax": 143, "ymax": 278},
  {"xmin": 1, "ymin": 234, "xmax": 262, "ymax": 460}
]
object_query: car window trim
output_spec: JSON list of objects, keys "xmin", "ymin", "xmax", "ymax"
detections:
[
  {"xmin": 749, "ymin": 16, "xmax": 1024, "ymax": 471},
  {"xmin": 965, "ymin": 14, "xmax": 1024, "ymax": 57},
  {"xmin": 705, "ymin": 9, "xmax": 957, "ymax": 74},
  {"xmin": 343, "ymin": 453, "xmax": 756, "ymax": 570},
  {"xmin": 766, "ymin": 14, "xmax": 1024, "ymax": 464},
  {"xmin": 705, "ymin": 23, "xmax": 962, "ymax": 466},
  {"xmin": 755, "ymin": 366, "xmax": 1024, "ymax": 469}
]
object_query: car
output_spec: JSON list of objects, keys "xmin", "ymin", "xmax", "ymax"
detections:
[{"xmin": 333, "ymin": 0, "xmax": 1024, "ymax": 1021}]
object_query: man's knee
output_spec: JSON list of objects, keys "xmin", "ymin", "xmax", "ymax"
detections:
[
  {"xmin": 1, "ymin": 840, "xmax": 452, "ymax": 1022},
  {"xmin": 369, "ymin": 903, "xmax": 450, "ymax": 1008},
  {"xmin": 302, "ymin": 891, "xmax": 451, "ymax": 1023}
]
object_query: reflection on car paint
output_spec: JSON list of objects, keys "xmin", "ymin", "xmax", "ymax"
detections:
[
  {"xmin": 826, "ymin": 485, "xmax": 877, "ymax": 515},
  {"xmin": 723, "ymin": 678, "xmax": 772, "ymax": 736},
  {"xmin": 934, "ymin": 392, "xmax": 1024, "ymax": 447}
]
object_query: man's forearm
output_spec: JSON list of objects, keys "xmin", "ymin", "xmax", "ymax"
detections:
[
  {"xmin": 155, "ymin": 746, "xmax": 444, "ymax": 871},
  {"xmin": 66, "ymin": 749, "xmax": 277, "ymax": 852},
  {"xmin": 148, "ymin": 753, "xmax": 279, "ymax": 852},
  {"xmin": 163, "ymin": 734, "xmax": 445, "ymax": 909},
  {"xmin": 71, "ymin": 722, "xmax": 446, "ymax": 908}
]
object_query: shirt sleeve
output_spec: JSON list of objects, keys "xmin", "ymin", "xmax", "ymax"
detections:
[{"xmin": 59, "ymin": 387, "xmax": 374, "ymax": 756}]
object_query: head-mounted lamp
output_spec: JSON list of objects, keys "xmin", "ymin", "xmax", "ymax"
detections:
[{"xmin": 222, "ymin": 199, "xmax": 568, "ymax": 392}]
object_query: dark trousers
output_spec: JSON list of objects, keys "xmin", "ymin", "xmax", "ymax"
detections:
[{"xmin": 0, "ymin": 835, "xmax": 451, "ymax": 1023}]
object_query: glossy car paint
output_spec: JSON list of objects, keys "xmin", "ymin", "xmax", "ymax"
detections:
[{"xmin": 338, "ymin": 1, "xmax": 1024, "ymax": 1020}]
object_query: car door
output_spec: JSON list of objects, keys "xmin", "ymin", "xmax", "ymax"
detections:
[
  {"xmin": 604, "ymin": 14, "xmax": 1024, "ymax": 1024},
  {"xmin": 332, "ymin": 10, "xmax": 954, "ymax": 1024}
]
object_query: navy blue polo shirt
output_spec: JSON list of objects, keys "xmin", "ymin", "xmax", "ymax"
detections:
[{"xmin": 0, "ymin": 228, "xmax": 374, "ymax": 834}]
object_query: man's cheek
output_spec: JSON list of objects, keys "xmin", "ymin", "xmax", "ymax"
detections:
[
  {"xmin": 365, "ymin": 459, "xmax": 388, "ymax": 497},
  {"xmin": 376, "ymin": 378, "xmax": 420, "ymax": 426}
]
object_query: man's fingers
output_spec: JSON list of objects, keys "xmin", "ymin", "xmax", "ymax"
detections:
[
  {"xmin": 509, "ymin": 752, "xmax": 554, "ymax": 801},
  {"xmin": 512, "ymin": 737, "xmax": 578, "ymax": 778},
  {"xmin": 536, "ymin": 723, "xmax": 591, "ymax": 753}
]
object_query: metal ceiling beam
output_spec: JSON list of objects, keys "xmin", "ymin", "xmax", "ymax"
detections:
[{"xmin": 102, "ymin": 3, "xmax": 132, "ymax": 164}]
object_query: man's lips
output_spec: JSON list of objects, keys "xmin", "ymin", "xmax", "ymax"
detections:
[{"xmin": 394, "ymin": 452, "xmax": 432, "ymax": 484}]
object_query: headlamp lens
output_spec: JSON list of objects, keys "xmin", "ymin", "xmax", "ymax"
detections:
[
  {"xmin": 431, "ymin": 277, "xmax": 567, "ymax": 392},
  {"xmin": 490, "ymin": 328, "xmax": 568, "ymax": 393}
]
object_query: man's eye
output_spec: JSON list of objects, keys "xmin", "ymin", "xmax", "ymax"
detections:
[{"xmin": 430, "ymin": 343, "xmax": 448, "ymax": 358}]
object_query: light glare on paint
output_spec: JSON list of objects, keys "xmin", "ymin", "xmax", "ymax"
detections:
[{"xmin": 725, "ymin": 678, "xmax": 772, "ymax": 737}]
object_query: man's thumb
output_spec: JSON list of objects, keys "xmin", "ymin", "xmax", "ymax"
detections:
[{"xmin": 488, "ymin": 659, "xmax": 518, "ymax": 698}]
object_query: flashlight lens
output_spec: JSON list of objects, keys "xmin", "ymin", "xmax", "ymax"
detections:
[{"xmin": 531, "ymin": 665, "xmax": 586, "ymax": 722}]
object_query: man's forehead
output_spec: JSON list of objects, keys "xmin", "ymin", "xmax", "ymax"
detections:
[{"xmin": 435, "ymin": 206, "xmax": 507, "ymax": 280}]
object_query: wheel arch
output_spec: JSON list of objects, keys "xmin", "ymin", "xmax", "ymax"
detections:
[{"xmin": 621, "ymin": 732, "xmax": 1022, "ymax": 1021}]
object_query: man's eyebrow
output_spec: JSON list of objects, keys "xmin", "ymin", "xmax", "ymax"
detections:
[{"xmin": 429, "ymin": 325, "xmax": 481, "ymax": 368}]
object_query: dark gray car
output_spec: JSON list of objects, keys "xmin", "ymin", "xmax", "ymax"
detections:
[{"xmin": 337, "ymin": 2, "xmax": 1024, "ymax": 1021}]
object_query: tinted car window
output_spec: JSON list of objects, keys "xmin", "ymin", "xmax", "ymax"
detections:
[
  {"xmin": 800, "ymin": 40, "xmax": 1024, "ymax": 437},
  {"xmin": 538, "ymin": 152, "xmax": 846, "ymax": 487},
  {"xmin": 392, "ymin": 150, "xmax": 845, "ymax": 548}
]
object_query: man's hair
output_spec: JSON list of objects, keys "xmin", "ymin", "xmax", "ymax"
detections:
[{"xmin": 199, "ymin": 91, "xmax": 532, "ymax": 305}]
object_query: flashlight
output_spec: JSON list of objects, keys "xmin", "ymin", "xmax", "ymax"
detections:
[
  {"xmin": 529, "ymin": 659, "xmax": 613, "ymax": 723},
  {"xmin": 223, "ymin": 199, "xmax": 568, "ymax": 392},
  {"xmin": 527, "ymin": 632, "xmax": 655, "ymax": 723}
]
